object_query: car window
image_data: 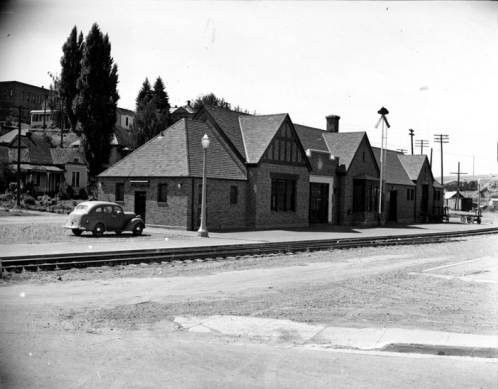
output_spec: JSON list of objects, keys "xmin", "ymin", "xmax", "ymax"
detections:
[
  {"xmin": 113, "ymin": 206, "xmax": 123, "ymax": 214},
  {"xmin": 94, "ymin": 207, "xmax": 102, "ymax": 213},
  {"xmin": 103, "ymin": 206, "xmax": 113, "ymax": 214}
]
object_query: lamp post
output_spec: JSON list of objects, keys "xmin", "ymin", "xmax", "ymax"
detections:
[{"xmin": 198, "ymin": 134, "xmax": 210, "ymax": 237}]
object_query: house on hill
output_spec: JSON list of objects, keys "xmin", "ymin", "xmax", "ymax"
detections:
[{"xmin": 0, "ymin": 128, "xmax": 87, "ymax": 194}]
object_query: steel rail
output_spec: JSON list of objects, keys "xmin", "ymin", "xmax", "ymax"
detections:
[{"xmin": 2, "ymin": 227, "xmax": 498, "ymax": 272}]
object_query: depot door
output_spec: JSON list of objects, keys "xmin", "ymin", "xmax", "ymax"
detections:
[
  {"xmin": 309, "ymin": 183, "xmax": 329, "ymax": 223},
  {"xmin": 388, "ymin": 190, "xmax": 397, "ymax": 222},
  {"xmin": 134, "ymin": 191, "xmax": 146, "ymax": 223}
]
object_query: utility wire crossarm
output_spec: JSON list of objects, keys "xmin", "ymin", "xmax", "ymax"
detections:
[
  {"xmin": 415, "ymin": 139, "xmax": 429, "ymax": 155},
  {"xmin": 434, "ymin": 134, "xmax": 449, "ymax": 185}
]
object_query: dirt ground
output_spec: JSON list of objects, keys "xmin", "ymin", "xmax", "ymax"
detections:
[{"xmin": 1, "ymin": 234, "xmax": 497, "ymax": 388}]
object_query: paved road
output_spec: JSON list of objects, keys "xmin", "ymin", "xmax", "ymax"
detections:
[{"xmin": 1, "ymin": 235, "xmax": 497, "ymax": 388}]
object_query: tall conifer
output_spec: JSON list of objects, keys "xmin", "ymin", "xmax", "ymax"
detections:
[
  {"xmin": 60, "ymin": 26, "xmax": 83, "ymax": 132},
  {"xmin": 75, "ymin": 23, "xmax": 119, "ymax": 177}
]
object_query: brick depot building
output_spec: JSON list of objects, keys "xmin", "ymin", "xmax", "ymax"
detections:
[
  {"xmin": 98, "ymin": 106, "xmax": 444, "ymax": 230},
  {"xmin": 98, "ymin": 107, "xmax": 311, "ymax": 230}
]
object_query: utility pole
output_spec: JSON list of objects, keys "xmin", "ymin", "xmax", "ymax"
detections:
[
  {"xmin": 17, "ymin": 106, "xmax": 22, "ymax": 207},
  {"xmin": 450, "ymin": 161, "xmax": 468, "ymax": 210},
  {"xmin": 415, "ymin": 139, "xmax": 429, "ymax": 155},
  {"xmin": 396, "ymin": 148, "xmax": 407, "ymax": 154},
  {"xmin": 42, "ymin": 86, "xmax": 47, "ymax": 130},
  {"xmin": 375, "ymin": 107, "xmax": 390, "ymax": 226},
  {"xmin": 408, "ymin": 129, "xmax": 414, "ymax": 154},
  {"xmin": 434, "ymin": 134, "xmax": 449, "ymax": 186},
  {"xmin": 430, "ymin": 148, "xmax": 433, "ymax": 168}
]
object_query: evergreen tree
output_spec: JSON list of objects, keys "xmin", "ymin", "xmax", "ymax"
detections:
[
  {"xmin": 75, "ymin": 23, "xmax": 119, "ymax": 177},
  {"xmin": 136, "ymin": 78, "xmax": 152, "ymax": 106},
  {"xmin": 134, "ymin": 76, "xmax": 171, "ymax": 146},
  {"xmin": 60, "ymin": 26, "xmax": 83, "ymax": 132},
  {"xmin": 152, "ymin": 76, "xmax": 170, "ymax": 128}
]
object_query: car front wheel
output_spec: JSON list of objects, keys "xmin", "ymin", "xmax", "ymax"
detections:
[
  {"xmin": 93, "ymin": 223, "xmax": 105, "ymax": 237},
  {"xmin": 132, "ymin": 223, "xmax": 144, "ymax": 236},
  {"xmin": 72, "ymin": 229, "xmax": 83, "ymax": 236}
]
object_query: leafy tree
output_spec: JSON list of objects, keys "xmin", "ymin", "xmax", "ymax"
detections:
[
  {"xmin": 75, "ymin": 23, "xmax": 119, "ymax": 177},
  {"xmin": 134, "ymin": 76, "xmax": 170, "ymax": 145},
  {"xmin": 191, "ymin": 92, "xmax": 251, "ymax": 114},
  {"xmin": 47, "ymin": 72, "xmax": 66, "ymax": 130},
  {"xmin": 192, "ymin": 93, "xmax": 231, "ymax": 111},
  {"xmin": 60, "ymin": 26, "xmax": 83, "ymax": 132}
]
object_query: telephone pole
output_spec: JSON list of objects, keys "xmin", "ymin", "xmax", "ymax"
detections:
[
  {"xmin": 17, "ymin": 106, "xmax": 22, "ymax": 207},
  {"xmin": 450, "ymin": 161, "xmax": 468, "ymax": 210},
  {"xmin": 415, "ymin": 139, "xmax": 429, "ymax": 155},
  {"xmin": 434, "ymin": 134, "xmax": 449, "ymax": 185},
  {"xmin": 408, "ymin": 129, "xmax": 415, "ymax": 154}
]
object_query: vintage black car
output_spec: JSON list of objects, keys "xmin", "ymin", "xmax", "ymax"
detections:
[{"xmin": 64, "ymin": 201, "xmax": 145, "ymax": 236}]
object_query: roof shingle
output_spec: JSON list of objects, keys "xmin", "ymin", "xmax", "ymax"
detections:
[
  {"xmin": 99, "ymin": 119, "xmax": 246, "ymax": 180},
  {"xmin": 372, "ymin": 148, "xmax": 415, "ymax": 186},
  {"xmin": 294, "ymin": 124, "xmax": 328, "ymax": 152},
  {"xmin": 239, "ymin": 114, "xmax": 287, "ymax": 163},
  {"xmin": 322, "ymin": 131, "xmax": 365, "ymax": 171}
]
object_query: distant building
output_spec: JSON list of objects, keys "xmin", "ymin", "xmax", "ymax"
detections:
[
  {"xmin": 116, "ymin": 107, "xmax": 135, "ymax": 130},
  {"xmin": 30, "ymin": 109, "xmax": 58, "ymax": 129},
  {"xmin": 170, "ymin": 101, "xmax": 195, "ymax": 123},
  {"xmin": 0, "ymin": 128, "xmax": 87, "ymax": 194},
  {"xmin": 0, "ymin": 81, "xmax": 52, "ymax": 124}
]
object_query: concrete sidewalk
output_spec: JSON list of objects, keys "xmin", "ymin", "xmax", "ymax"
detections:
[
  {"xmin": 175, "ymin": 315, "xmax": 498, "ymax": 356},
  {"xmin": 1, "ymin": 220, "xmax": 497, "ymax": 258}
]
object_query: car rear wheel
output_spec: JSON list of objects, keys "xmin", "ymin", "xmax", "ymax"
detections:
[
  {"xmin": 72, "ymin": 229, "xmax": 83, "ymax": 236},
  {"xmin": 132, "ymin": 223, "xmax": 144, "ymax": 236},
  {"xmin": 93, "ymin": 223, "xmax": 105, "ymax": 237}
]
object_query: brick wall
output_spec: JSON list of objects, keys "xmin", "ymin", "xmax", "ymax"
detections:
[
  {"xmin": 98, "ymin": 176, "xmax": 247, "ymax": 231},
  {"xmin": 247, "ymin": 162, "xmax": 309, "ymax": 229},
  {"xmin": 191, "ymin": 178, "xmax": 247, "ymax": 231},
  {"xmin": 383, "ymin": 184, "xmax": 416, "ymax": 224},
  {"xmin": 338, "ymin": 138, "xmax": 379, "ymax": 226}
]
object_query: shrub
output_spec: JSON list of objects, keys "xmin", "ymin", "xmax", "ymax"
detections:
[
  {"xmin": 66, "ymin": 185, "xmax": 74, "ymax": 199},
  {"xmin": 23, "ymin": 196, "xmax": 36, "ymax": 206},
  {"xmin": 78, "ymin": 188, "xmax": 88, "ymax": 200}
]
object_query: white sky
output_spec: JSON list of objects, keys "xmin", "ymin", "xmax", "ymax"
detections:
[{"xmin": 1, "ymin": 0, "xmax": 497, "ymax": 177}]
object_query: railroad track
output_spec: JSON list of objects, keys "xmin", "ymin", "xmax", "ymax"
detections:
[{"xmin": 2, "ymin": 227, "xmax": 498, "ymax": 272}]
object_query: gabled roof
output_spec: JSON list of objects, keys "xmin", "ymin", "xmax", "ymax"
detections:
[
  {"xmin": 99, "ymin": 119, "xmax": 246, "ymax": 180},
  {"xmin": 200, "ymin": 106, "xmax": 251, "ymax": 159},
  {"xmin": 0, "ymin": 128, "xmax": 31, "ymax": 146},
  {"xmin": 294, "ymin": 124, "xmax": 328, "ymax": 152},
  {"xmin": 322, "ymin": 131, "xmax": 366, "ymax": 171},
  {"xmin": 372, "ymin": 148, "xmax": 415, "ymax": 186},
  {"xmin": 239, "ymin": 114, "xmax": 287, "ymax": 163},
  {"xmin": 398, "ymin": 154, "xmax": 428, "ymax": 181}
]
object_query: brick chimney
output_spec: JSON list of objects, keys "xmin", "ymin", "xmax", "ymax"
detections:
[{"xmin": 325, "ymin": 115, "xmax": 340, "ymax": 133}]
